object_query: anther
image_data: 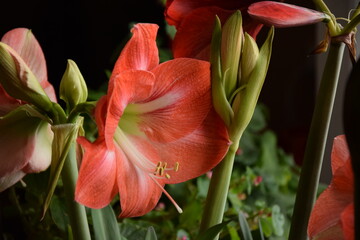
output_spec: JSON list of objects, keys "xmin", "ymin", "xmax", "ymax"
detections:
[{"xmin": 174, "ymin": 162, "xmax": 179, "ymax": 172}]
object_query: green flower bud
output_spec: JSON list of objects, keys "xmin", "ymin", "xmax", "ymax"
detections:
[
  {"xmin": 221, "ymin": 10, "xmax": 243, "ymax": 99},
  {"xmin": 0, "ymin": 43, "xmax": 52, "ymax": 111},
  {"xmin": 240, "ymin": 33, "xmax": 259, "ymax": 84},
  {"xmin": 230, "ymin": 27, "xmax": 274, "ymax": 141},
  {"xmin": 60, "ymin": 60, "xmax": 88, "ymax": 111}
]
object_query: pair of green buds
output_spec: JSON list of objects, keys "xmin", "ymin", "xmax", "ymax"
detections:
[{"xmin": 211, "ymin": 11, "xmax": 274, "ymax": 143}]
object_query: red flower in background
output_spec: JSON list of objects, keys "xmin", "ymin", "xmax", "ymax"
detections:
[
  {"xmin": 165, "ymin": 0, "xmax": 327, "ymax": 60},
  {"xmin": 165, "ymin": 0, "xmax": 265, "ymax": 60},
  {"xmin": 308, "ymin": 135, "xmax": 354, "ymax": 240}
]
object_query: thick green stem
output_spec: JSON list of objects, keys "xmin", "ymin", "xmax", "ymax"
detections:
[
  {"xmin": 289, "ymin": 42, "xmax": 345, "ymax": 240},
  {"xmin": 61, "ymin": 144, "xmax": 91, "ymax": 240},
  {"xmin": 200, "ymin": 140, "xmax": 240, "ymax": 240}
]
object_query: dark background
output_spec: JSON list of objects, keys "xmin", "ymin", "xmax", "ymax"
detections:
[{"xmin": 0, "ymin": 0, "xmax": 167, "ymax": 91}]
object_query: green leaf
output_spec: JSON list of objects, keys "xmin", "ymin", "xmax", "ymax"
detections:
[
  {"xmin": 238, "ymin": 212, "xmax": 253, "ymax": 240},
  {"xmin": 119, "ymin": 220, "xmax": 149, "ymax": 240},
  {"xmin": 258, "ymin": 220, "xmax": 265, "ymax": 240},
  {"xmin": 259, "ymin": 217, "xmax": 272, "ymax": 237},
  {"xmin": 196, "ymin": 220, "xmax": 232, "ymax": 240},
  {"xmin": 228, "ymin": 225, "xmax": 241, "ymax": 240},
  {"xmin": 145, "ymin": 226, "xmax": 158, "ymax": 240},
  {"xmin": 196, "ymin": 175, "xmax": 210, "ymax": 198},
  {"xmin": 50, "ymin": 195, "xmax": 69, "ymax": 232},
  {"xmin": 91, "ymin": 205, "xmax": 122, "ymax": 240},
  {"xmin": 179, "ymin": 200, "xmax": 202, "ymax": 227}
]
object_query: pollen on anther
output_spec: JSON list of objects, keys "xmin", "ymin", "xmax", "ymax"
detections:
[
  {"xmin": 165, "ymin": 173, "xmax": 171, "ymax": 179},
  {"xmin": 174, "ymin": 162, "xmax": 179, "ymax": 172},
  {"xmin": 159, "ymin": 167, "xmax": 164, "ymax": 176}
]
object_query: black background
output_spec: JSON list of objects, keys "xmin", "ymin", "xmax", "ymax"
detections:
[{"xmin": 0, "ymin": 0, "xmax": 166, "ymax": 91}]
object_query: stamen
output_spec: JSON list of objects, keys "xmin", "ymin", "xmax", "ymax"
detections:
[
  {"xmin": 150, "ymin": 176, "xmax": 183, "ymax": 214},
  {"xmin": 153, "ymin": 161, "xmax": 180, "ymax": 179}
]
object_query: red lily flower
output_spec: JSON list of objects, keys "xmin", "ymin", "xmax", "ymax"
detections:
[
  {"xmin": 0, "ymin": 28, "xmax": 56, "ymax": 191},
  {"xmin": 165, "ymin": 0, "xmax": 265, "ymax": 60},
  {"xmin": 308, "ymin": 135, "xmax": 354, "ymax": 240},
  {"xmin": 75, "ymin": 23, "xmax": 229, "ymax": 218}
]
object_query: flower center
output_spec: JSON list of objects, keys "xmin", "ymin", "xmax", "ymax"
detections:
[{"xmin": 114, "ymin": 127, "xmax": 182, "ymax": 213}]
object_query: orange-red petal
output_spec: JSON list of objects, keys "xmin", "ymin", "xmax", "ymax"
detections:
[
  {"xmin": 111, "ymin": 24, "xmax": 159, "ymax": 76},
  {"xmin": 154, "ymin": 108, "xmax": 230, "ymax": 184},
  {"xmin": 135, "ymin": 58, "xmax": 211, "ymax": 142},
  {"xmin": 341, "ymin": 203, "xmax": 354, "ymax": 240},
  {"xmin": 171, "ymin": 7, "xmax": 234, "ymax": 60},
  {"xmin": 331, "ymin": 135, "xmax": 351, "ymax": 174},
  {"xmin": 114, "ymin": 136, "xmax": 164, "ymax": 218},
  {"xmin": 75, "ymin": 137, "xmax": 118, "ymax": 208},
  {"xmin": 308, "ymin": 135, "xmax": 354, "ymax": 239},
  {"xmin": 165, "ymin": 0, "xmax": 255, "ymax": 27},
  {"xmin": 105, "ymin": 70, "xmax": 155, "ymax": 148}
]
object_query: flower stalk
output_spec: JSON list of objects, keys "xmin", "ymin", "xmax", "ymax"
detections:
[
  {"xmin": 61, "ymin": 144, "xmax": 91, "ymax": 240},
  {"xmin": 199, "ymin": 140, "xmax": 240, "ymax": 239},
  {"xmin": 289, "ymin": 42, "xmax": 345, "ymax": 240},
  {"xmin": 200, "ymin": 11, "xmax": 273, "ymax": 239}
]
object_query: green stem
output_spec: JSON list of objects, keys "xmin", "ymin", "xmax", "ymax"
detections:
[
  {"xmin": 350, "ymin": 2, "xmax": 360, "ymax": 20},
  {"xmin": 67, "ymin": 101, "xmax": 97, "ymax": 123},
  {"xmin": 289, "ymin": 42, "xmax": 345, "ymax": 240},
  {"xmin": 61, "ymin": 144, "xmax": 91, "ymax": 240},
  {"xmin": 341, "ymin": 13, "xmax": 360, "ymax": 35},
  {"xmin": 199, "ymin": 140, "xmax": 240, "ymax": 240},
  {"xmin": 313, "ymin": 0, "xmax": 339, "ymax": 35}
]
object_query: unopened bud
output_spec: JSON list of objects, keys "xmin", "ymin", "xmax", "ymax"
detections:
[
  {"xmin": 221, "ymin": 10, "xmax": 243, "ymax": 98},
  {"xmin": 240, "ymin": 33, "xmax": 259, "ymax": 84},
  {"xmin": 0, "ymin": 43, "xmax": 52, "ymax": 111},
  {"xmin": 231, "ymin": 27, "xmax": 274, "ymax": 140},
  {"xmin": 60, "ymin": 60, "xmax": 88, "ymax": 110}
]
